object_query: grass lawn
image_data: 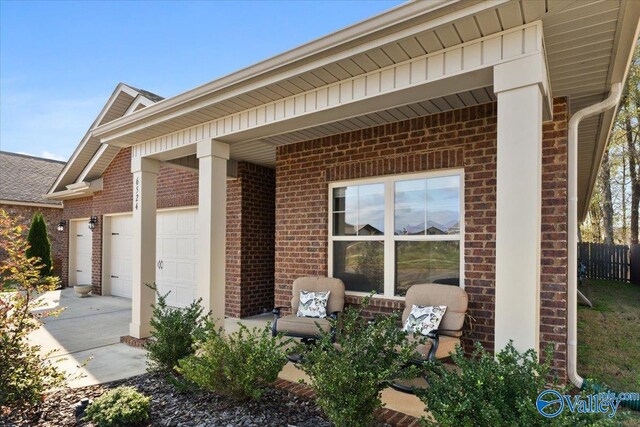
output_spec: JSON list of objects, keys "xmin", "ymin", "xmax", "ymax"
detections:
[{"xmin": 578, "ymin": 279, "xmax": 640, "ymax": 392}]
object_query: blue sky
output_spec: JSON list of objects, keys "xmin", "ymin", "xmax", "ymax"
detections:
[{"xmin": 0, "ymin": 0, "xmax": 403, "ymax": 161}]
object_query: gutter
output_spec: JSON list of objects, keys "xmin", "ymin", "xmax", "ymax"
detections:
[{"xmin": 567, "ymin": 82, "xmax": 623, "ymax": 388}]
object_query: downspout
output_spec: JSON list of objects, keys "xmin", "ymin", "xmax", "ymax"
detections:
[{"xmin": 567, "ymin": 82, "xmax": 623, "ymax": 388}]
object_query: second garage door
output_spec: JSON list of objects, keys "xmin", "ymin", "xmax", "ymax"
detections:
[{"xmin": 104, "ymin": 208, "xmax": 198, "ymax": 308}]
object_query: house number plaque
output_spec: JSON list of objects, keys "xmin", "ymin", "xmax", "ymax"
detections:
[{"xmin": 135, "ymin": 177, "xmax": 140, "ymax": 210}]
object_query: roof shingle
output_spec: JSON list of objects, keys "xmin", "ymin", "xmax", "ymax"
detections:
[{"xmin": 0, "ymin": 151, "xmax": 65, "ymax": 206}]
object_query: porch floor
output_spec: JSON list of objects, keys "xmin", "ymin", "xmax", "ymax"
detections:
[{"xmin": 29, "ymin": 288, "xmax": 425, "ymax": 419}]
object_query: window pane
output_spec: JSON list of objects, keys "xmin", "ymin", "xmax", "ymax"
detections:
[
  {"xmin": 426, "ymin": 176, "xmax": 460, "ymax": 235},
  {"xmin": 395, "ymin": 179, "xmax": 426, "ymax": 235},
  {"xmin": 333, "ymin": 241, "xmax": 384, "ymax": 293},
  {"xmin": 357, "ymin": 184, "xmax": 384, "ymax": 235},
  {"xmin": 395, "ymin": 241, "xmax": 460, "ymax": 296},
  {"xmin": 332, "ymin": 184, "xmax": 384, "ymax": 236}
]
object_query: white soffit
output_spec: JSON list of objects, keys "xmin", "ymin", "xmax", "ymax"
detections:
[{"xmin": 88, "ymin": 0, "xmax": 637, "ymax": 218}]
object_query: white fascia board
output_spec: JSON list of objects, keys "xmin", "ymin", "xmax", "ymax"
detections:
[
  {"xmin": 45, "ymin": 178, "xmax": 104, "ymax": 201},
  {"xmin": 91, "ymin": 0, "xmax": 510, "ymax": 141},
  {"xmin": 76, "ymin": 144, "xmax": 109, "ymax": 183},
  {"xmin": 124, "ymin": 95, "xmax": 156, "ymax": 116}
]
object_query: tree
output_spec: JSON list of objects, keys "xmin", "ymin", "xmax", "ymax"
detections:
[
  {"xmin": 25, "ymin": 213, "xmax": 53, "ymax": 277},
  {"xmin": 582, "ymin": 43, "xmax": 640, "ymax": 244},
  {"xmin": 0, "ymin": 210, "xmax": 64, "ymax": 409},
  {"xmin": 600, "ymin": 149, "xmax": 615, "ymax": 244}
]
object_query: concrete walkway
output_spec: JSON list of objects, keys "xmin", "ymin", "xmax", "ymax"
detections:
[{"xmin": 30, "ymin": 288, "xmax": 147, "ymax": 388}]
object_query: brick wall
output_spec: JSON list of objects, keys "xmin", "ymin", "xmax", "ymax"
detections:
[
  {"xmin": 239, "ymin": 163, "xmax": 276, "ymax": 317},
  {"xmin": 0, "ymin": 203, "xmax": 64, "ymax": 277},
  {"xmin": 225, "ymin": 163, "xmax": 276, "ymax": 318},
  {"xmin": 539, "ymin": 98, "xmax": 569, "ymax": 380},
  {"xmin": 275, "ymin": 99, "xmax": 569, "ymax": 381}
]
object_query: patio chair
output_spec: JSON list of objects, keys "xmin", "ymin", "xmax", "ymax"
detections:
[
  {"xmin": 271, "ymin": 276, "xmax": 345, "ymax": 343},
  {"xmin": 392, "ymin": 283, "xmax": 468, "ymax": 393}
]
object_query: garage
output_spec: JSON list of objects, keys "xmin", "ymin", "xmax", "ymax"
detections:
[
  {"xmin": 103, "ymin": 207, "xmax": 198, "ymax": 308},
  {"xmin": 69, "ymin": 219, "xmax": 92, "ymax": 286},
  {"xmin": 104, "ymin": 214, "xmax": 133, "ymax": 298}
]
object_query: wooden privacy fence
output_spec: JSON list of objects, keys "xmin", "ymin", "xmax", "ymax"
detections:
[{"xmin": 578, "ymin": 242, "xmax": 631, "ymax": 282}]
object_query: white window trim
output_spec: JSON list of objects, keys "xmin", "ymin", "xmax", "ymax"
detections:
[{"xmin": 328, "ymin": 168, "xmax": 465, "ymax": 299}]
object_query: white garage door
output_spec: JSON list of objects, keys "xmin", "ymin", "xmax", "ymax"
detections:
[
  {"xmin": 103, "ymin": 208, "xmax": 198, "ymax": 308},
  {"xmin": 106, "ymin": 215, "xmax": 133, "ymax": 298},
  {"xmin": 70, "ymin": 219, "xmax": 92, "ymax": 286},
  {"xmin": 156, "ymin": 209, "xmax": 199, "ymax": 308}
]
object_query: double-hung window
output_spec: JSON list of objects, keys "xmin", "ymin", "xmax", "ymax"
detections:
[{"xmin": 329, "ymin": 170, "xmax": 463, "ymax": 297}]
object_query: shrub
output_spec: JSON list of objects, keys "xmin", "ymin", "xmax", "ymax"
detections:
[
  {"xmin": 177, "ymin": 323, "xmax": 290, "ymax": 400},
  {"xmin": 0, "ymin": 210, "xmax": 64, "ymax": 409},
  {"xmin": 25, "ymin": 212, "xmax": 53, "ymax": 277},
  {"xmin": 145, "ymin": 287, "xmax": 207, "ymax": 377},
  {"xmin": 298, "ymin": 296, "xmax": 419, "ymax": 427},
  {"xmin": 419, "ymin": 341, "xmax": 614, "ymax": 427},
  {"xmin": 84, "ymin": 386, "xmax": 150, "ymax": 427}
]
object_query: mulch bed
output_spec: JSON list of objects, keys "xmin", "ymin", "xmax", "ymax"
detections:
[{"xmin": 0, "ymin": 373, "xmax": 408, "ymax": 426}]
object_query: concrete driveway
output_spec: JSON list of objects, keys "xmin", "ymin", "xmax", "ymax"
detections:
[{"xmin": 30, "ymin": 288, "xmax": 147, "ymax": 388}]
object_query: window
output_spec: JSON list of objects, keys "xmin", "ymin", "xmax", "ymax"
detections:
[{"xmin": 329, "ymin": 171, "xmax": 463, "ymax": 297}]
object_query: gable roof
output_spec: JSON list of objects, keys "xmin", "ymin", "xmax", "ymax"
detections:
[
  {"xmin": 0, "ymin": 151, "xmax": 65, "ymax": 206},
  {"xmin": 46, "ymin": 83, "xmax": 163, "ymax": 198}
]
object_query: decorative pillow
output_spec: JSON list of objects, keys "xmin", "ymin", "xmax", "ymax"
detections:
[
  {"xmin": 403, "ymin": 305, "xmax": 447, "ymax": 336},
  {"xmin": 297, "ymin": 290, "xmax": 331, "ymax": 318}
]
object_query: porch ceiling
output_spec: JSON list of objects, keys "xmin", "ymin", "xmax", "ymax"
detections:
[
  {"xmin": 91, "ymin": 0, "xmax": 639, "ymax": 221},
  {"xmin": 230, "ymin": 87, "xmax": 497, "ymax": 167}
]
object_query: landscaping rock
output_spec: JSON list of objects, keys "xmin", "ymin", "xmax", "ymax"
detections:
[{"xmin": 0, "ymin": 373, "xmax": 341, "ymax": 426}]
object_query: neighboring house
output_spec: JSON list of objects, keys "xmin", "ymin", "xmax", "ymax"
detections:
[
  {"xmin": 0, "ymin": 151, "xmax": 65, "ymax": 275},
  {"xmin": 45, "ymin": 0, "xmax": 640, "ymax": 387}
]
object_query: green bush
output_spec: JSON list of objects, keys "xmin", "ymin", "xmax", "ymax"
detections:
[
  {"xmin": 145, "ymin": 287, "xmax": 207, "ymax": 377},
  {"xmin": 84, "ymin": 386, "xmax": 150, "ymax": 427},
  {"xmin": 298, "ymin": 296, "xmax": 419, "ymax": 427},
  {"xmin": 0, "ymin": 210, "xmax": 64, "ymax": 409},
  {"xmin": 419, "ymin": 341, "xmax": 614, "ymax": 427},
  {"xmin": 25, "ymin": 212, "xmax": 53, "ymax": 277},
  {"xmin": 177, "ymin": 323, "xmax": 290, "ymax": 400}
]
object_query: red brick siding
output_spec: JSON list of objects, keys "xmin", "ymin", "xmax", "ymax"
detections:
[
  {"xmin": 226, "ymin": 177, "xmax": 242, "ymax": 317},
  {"xmin": 275, "ymin": 100, "xmax": 569, "ymax": 380},
  {"xmin": 540, "ymin": 98, "xmax": 569, "ymax": 381},
  {"xmin": 0, "ymin": 203, "xmax": 64, "ymax": 277},
  {"xmin": 238, "ymin": 163, "xmax": 276, "ymax": 317},
  {"xmin": 225, "ymin": 162, "xmax": 276, "ymax": 318}
]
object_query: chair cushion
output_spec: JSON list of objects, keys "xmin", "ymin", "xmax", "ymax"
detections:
[
  {"xmin": 402, "ymin": 284, "xmax": 468, "ymax": 337},
  {"xmin": 296, "ymin": 290, "xmax": 330, "ymax": 318},
  {"xmin": 402, "ymin": 305, "xmax": 447, "ymax": 335},
  {"xmin": 292, "ymin": 276, "xmax": 345, "ymax": 315},
  {"xmin": 275, "ymin": 315, "xmax": 331, "ymax": 337},
  {"xmin": 408, "ymin": 334, "xmax": 460, "ymax": 360}
]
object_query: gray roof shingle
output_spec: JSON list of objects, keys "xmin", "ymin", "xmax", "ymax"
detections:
[{"xmin": 0, "ymin": 151, "xmax": 65, "ymax": 206}]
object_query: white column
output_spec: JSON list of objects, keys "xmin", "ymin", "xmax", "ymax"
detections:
[
  {"xmin": 130, "ymin": 157, "xmax": 159, "ymax": 338},
  {"xmin": 197, "ymin": 139, "xmax": 229, "ymax": 328},
  {"xmin": 493, "ymin": 54, "xmax": 547, "ymax": 356}
]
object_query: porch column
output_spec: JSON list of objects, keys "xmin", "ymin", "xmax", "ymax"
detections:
[
  {"xmin": 493, "ymin": 54, "xmax": 548, "ymax": 355},
  {"xmin": 197, "ymin": 139, "xmax": 229, "ymax": 328},
  {"xmin": 130, "ymin": 157, "xmax": 159, "ymax": 338}
]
